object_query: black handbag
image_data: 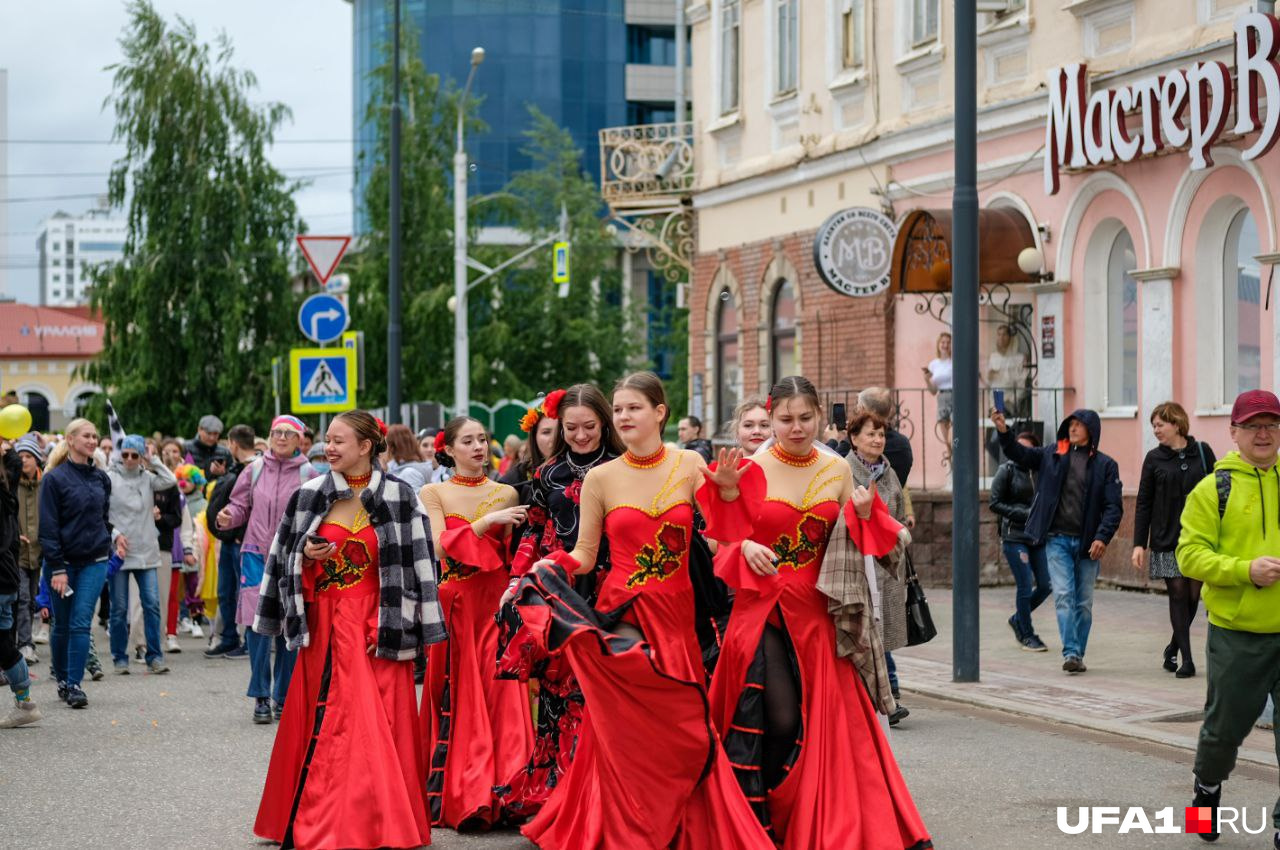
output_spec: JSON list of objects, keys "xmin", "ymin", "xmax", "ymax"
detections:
[{"xmin": 903, "ymin": 552, "xmax": 937, "ymax": 646}]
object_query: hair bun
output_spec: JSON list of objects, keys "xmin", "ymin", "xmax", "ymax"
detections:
[{"xmin": 435, "ymin": 450, "xmax": 455, "ymax": 468}]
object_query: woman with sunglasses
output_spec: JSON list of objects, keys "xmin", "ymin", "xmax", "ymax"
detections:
[{"xmin": 106, "ymin": 434, "xmax": 178, "ymax": 675}]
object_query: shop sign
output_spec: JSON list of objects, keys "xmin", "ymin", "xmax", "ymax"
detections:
[
  {"xmin": 1041, "ymin": 315, "xmax": 1056, "ymax": 359},
  {"xmin": 812, "ymin": 207, "xmax": 897, "ymax": 297},
  {"xmin": 1045, "ymin": 11, "xmax": 1280, "ymax": 194}
]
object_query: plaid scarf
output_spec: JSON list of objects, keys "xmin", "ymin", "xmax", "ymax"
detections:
[{"xmin": 253, "ymin": 468, "xmax": 446, "ymax": 660}]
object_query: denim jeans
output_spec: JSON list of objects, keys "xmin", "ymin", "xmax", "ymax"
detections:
[
  {"xmin": 216, "ymin": 542, "xmax": 242, "ymax": 649},
  {"xmin": 1002, "ymin": 541, "xmax": 1053, "ymax": 638},
  {"xmin": 109, "ymin": 568, "xmax": 162, "ymax": 665},
  {"xmin": 1044, "ymin": 534, "xmax": 1100, "ymax": 659},
  {"xmin": 16, "ymin": 569, "xmax": 38, "ymax": 648},
  {"xmin": 0, "ymin": 591, "xmax": 30, "ymax": 695},
  {"xmin": 885, "ymin": 652, "xmax": 898, "ymax": 693},
  {"xmin": 246, "ymin": 628, "xmax": 296, "ymax": 704},
  {"xmin": 46, "ymin": 559, "xmax": 110, "ymax": 687}
]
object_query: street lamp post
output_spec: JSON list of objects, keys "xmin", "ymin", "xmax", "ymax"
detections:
[
  {"xmin": 387, "ymin": 0, "xmax": 403, "ymax": 424},
  {"xmin": 953, "ymin": 0, "xmax": 980, "ymax": 683},
  {"xmin": 454, "ymin": 46, "xmax": 485, "ymax": 417}
]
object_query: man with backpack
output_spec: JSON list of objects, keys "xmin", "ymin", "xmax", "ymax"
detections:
[
  {"xmin": 1177, "ymin": 390, "xmax": 1280, "ymax": 846},
  {"xmin": 204, "ymin": 424, "xmax": 257, "ymax": 659},
  {"xmin": 216, "ymin": 415, "xmax": 317, "ymax": 724}
]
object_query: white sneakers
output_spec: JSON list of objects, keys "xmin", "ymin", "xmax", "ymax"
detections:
[
  {"xmin": 178, "ymin": 617, "xmax": 193, "ymax": 634},
  {"xmin": 32, "ymin": 625, "xmax": 49, "ymax": 645},
  {"xmin": 166, "ymin": 634, "xmax": 182, "ymax": 653},
  {"xmin": 190, "ymin": 621, "xmax": 205, "ymax": 638},
  {"xmin": 20, "ymin": 645, "xmax": 38, "ymax": 665},
  {"xmin": 0, "ymin": 699, "xmax": 41, "ymax": 729}
]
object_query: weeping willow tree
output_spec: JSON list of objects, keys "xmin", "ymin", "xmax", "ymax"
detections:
[{"xmin": 84, "ymin": 0, "xmax": 303, "ymax": 433}]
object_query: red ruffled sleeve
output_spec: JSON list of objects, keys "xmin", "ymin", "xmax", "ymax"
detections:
[
  {"xmin": 440, "ymin": 524, "xmax": 507, "ymax": 572},
  {"xmin": 696, "ymin": 459, "xmax": 765, "ymax": 543},
  {"xmin": 843, "ymin": 489, "xmax": 903, "ymax": 559},
  {"xmin": 545, "ymin": 549, "xmax": 581, "ymax": 574}
]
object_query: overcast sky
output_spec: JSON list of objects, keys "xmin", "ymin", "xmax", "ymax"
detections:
[{"xmin": 0, "ymin": 0, "xmax": 355, "ymax": 304}]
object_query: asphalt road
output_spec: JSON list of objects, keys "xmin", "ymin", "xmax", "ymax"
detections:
[{"xmin": 3, "ymin": 629, "xmax": 1277, "ymax": 849}]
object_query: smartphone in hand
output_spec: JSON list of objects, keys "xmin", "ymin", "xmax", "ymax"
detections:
[
  {"xmin": 831, "ymin": 402, "xmax": 847, "ymax": 431},
  {"xmin": 307, "ymin": 534, "xmax": 330, "ymax": 547},
  {"xmin": 992, "ymin": 389, "xmax": 1006, "ymax": 415}
]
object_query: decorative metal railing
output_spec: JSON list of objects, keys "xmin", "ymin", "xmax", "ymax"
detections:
[{"xmin": 600, "ymin": 121, "xmax": 696, "ymax": 204}]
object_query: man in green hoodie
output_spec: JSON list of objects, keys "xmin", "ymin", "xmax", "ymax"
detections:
[{"xmin": 1177, "ymin": 389, "xmax": 1280, "ymax": 845}]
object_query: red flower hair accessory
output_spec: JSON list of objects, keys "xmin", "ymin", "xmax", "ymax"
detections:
[
  {"xmin": 765, "ymin": 395, "xmax": 773, "ymax": 413},
  {"xmin": 542, "ymin": 388, "xmax": 566, "ymax": 421},
  {"xmin": 433, "ymin": 431, "xmax": 447, "ymax": 453},
  {"xmin": 374, "ymin": 417, "xmax": 388, "ymax": 437}
]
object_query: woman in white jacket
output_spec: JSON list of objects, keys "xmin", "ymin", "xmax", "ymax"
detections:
[{"xmin": 107, "ymin": 435, "xmax": 177, "ymax": 674}]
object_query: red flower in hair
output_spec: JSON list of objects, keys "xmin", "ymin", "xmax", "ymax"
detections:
[
  {"xmin": 374, "ymin": 417, "xmax": 388, "ymax": 437},
  {"xmin": 433, "ymin": 431, "xmax": 447, "ymax": 453},
  {"xmin": 765, "ymin": 396, "xmax": 773, "ymax": 413},
  {"xmin": 542, "ymin": 388, "xmax": 567, "ymax": 420}
]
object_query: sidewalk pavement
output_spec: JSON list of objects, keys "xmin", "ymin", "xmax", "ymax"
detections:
[{"xmin": 893, "ymin": 585, "xmax": 1277, "ymax": 768}]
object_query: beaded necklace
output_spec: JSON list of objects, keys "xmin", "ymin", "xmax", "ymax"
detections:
[
  {"xmin": 623, "ymin": 445, "xmax": 667, "ymax": 470},
  {"xmin": 345, "ymin": 469, "xmax": 373, "ymax": 488},
  {"xmin": 450, "ymin": 471, "xmax": 488, "ymax": 487},
  {"xmin": 770, "ymin": 443, "xmax": 819, "ymax": 468}
]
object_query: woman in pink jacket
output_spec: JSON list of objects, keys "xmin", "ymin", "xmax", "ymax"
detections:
[{"xmin": 216, "ymin": 415, "xmax": 318, "ymax": 725}]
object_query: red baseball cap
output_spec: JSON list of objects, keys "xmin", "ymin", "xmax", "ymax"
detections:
[{"xmin": 1231, "ymin": 390, "xmax": 1280, "ymax": 424}]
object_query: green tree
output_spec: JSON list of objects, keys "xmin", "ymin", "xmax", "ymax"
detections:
[
  {"xmin": 351, "ymin": 25, "xmax": 479, "ymax": 408},
  {"xmin": 85, "ymin": 1, "xmax": 303, "ymax": 433},
  {"xmin": 471, "ymin": 106, "xmax": 639, "ymax": 400}
]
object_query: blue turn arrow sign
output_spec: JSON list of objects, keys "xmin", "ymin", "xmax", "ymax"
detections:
[{"xmin": 298, "ymin": 293, "xmax": 350, "ymax": 344}]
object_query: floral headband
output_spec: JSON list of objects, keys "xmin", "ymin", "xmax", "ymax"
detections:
[{"xmin": 520, "ymin": 388, "xmax": 566, "ymax": 434}]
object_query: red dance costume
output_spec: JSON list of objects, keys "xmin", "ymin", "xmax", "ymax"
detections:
[
  {"xmin": 517, "ymin": 449, "xmax": 774, "ymax": 850},
  {"xmin": 254, "ymin": 519, "xmax": 430, "ymax": 850},
  {"xmin": 709, "ymin": 454, "xmax": 932, "ymax": 850},
  {"xmin": 420, "ymin": 510, "xmax": 534, "ymax": 828}
]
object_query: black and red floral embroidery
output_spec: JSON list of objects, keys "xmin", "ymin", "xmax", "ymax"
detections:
[
  {"xmin": 625, "ymin": 522, "xmax": 688, "ymax": 588},
  {"xmin": 770, "ymin": 512, "xmax": 831, "ymax": 571},
  {"xmin": 439, "ymin": 555, "xmax": 480, "ymax": 584},
  {"xmin": 316, "ymin": 537, "xmax": 373, "ymax": 592}
]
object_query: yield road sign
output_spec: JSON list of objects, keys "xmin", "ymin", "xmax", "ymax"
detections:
[
  {"xmin": 296, "ymin": 235, "xmax": 351, "ymax": 284},
  {"xmin": 290, "ymin": 347, "xmax": 357, "ymax": 413},
  {"xmin": 298, "ymin": 293, "xmax": 350, "ymax": 344}
]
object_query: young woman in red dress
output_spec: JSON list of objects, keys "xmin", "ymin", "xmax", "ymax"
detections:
[
  {"xmin": 515, "ymin": 371, "xmax": 773, "ymax": 850},
  {"xmin": 708, "ymin": 376, "xmax": 932, "ymax": 850},
  {"xmin": 417, "ymin": 416, "xmax": 534, "ymax": 830},
  {"xmin": 253, "ymin": 410, "xmax": 444, "ymax": 850},
  {"xmin": 494, "ymin": 383, "xmax": 624, "ymax": 819}
]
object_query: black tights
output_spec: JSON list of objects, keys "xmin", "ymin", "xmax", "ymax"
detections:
[
  {"xmin": 1165, "ymin": 576, "xmax": 1202, "ymax": 666},
  {"xmin": 761, "ymin": 625, "xmax": 800, "ymax": 790}
]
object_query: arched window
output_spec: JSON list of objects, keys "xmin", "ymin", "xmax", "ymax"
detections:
[
  {"xmin": 22, "ymin": 391, "xmax": 51, "ymax": 433},
  {"xmin": 1106, "ymin": 229, "xmax": 1138, "ymax": 408},
  {"xmin": 1225, "ymin": 209, "xmax": 1262, "ymax": 397},
  {"xmin": 770, "ymin": 279, "xmax": 796, "ymax": 385},
  {"xmin": 715, "ymin": 290, "xmax": 741, "ymax": 427}
]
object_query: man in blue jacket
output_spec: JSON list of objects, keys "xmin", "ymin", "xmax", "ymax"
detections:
[{"xmin": 993, "ymin": 408, "xmax": 1124, "ymax": 674}]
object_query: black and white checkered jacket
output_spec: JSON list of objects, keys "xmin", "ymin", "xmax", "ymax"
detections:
[{"xmin": 253, "ymin": 468, "xmax": 446, "ymax": 660}]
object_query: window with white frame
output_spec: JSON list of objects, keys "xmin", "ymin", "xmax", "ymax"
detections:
[
  {"xmin": 1224, "ymin": 209, "xmax": 1262, "ymax": 398},
  {"xmin": 841, "ymin": 0, "xmax": 866, "ymax": 70},
  {"xmin": 776, "ymin": 0, "xmax": 799, "ymax": 96},
  {"xmin": 1106, "ymin": 229, "xmax": 1138, "ymax": 408},
  {"xmin": 720, "ymin": 0, "xmax": 741, "ymax": 114},
  {"xmin": 911, "ymin": 0, "xmax": 940, "ymax": 48}
]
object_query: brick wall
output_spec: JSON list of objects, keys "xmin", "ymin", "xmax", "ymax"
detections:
[{"xmin": 690, "ymin": 227, "xmax": 894, "ymax": 429}]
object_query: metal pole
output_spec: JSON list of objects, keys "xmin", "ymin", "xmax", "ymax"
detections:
[
  {"xmin": 454, "ymin": 48, "xmax": 484, "ymax": 418},
  {"xmin": 387, "ymin": 0, "xmax": 403, "ymax": 423},
  {"xmin": 674, "ymin": 0, "xmax": 686, "ymax": 123},
  {"xmin": 952, "ymin": 0, "xmax": 980, "ymax": 683}
]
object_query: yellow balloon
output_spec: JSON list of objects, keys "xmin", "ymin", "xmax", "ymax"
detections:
[{"xmin": 0, "ymin": 404, "xmax": 33, "ymax": 440}]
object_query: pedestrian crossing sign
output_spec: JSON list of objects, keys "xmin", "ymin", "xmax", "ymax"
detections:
[{"xmin": 289, "ymin": 347, "xmax": 357, "ymax": 413}]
